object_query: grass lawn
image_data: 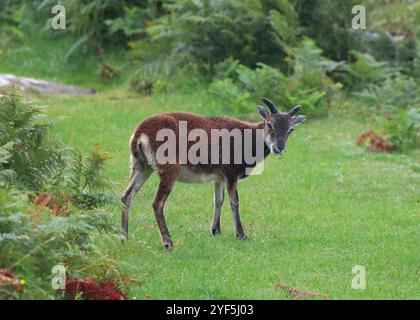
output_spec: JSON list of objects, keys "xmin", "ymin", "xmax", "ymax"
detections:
[{"xmin": 37, "ymin": 90, "xmax": 419, "ymax": 300}]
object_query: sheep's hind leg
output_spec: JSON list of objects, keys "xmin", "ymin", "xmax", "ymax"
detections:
[{"xmin": 121, "ymin": 158, "xmax": 152, "ymax": 239}]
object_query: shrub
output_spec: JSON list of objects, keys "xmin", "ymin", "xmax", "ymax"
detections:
[
  {"xmin": 0, "ymin": 187, "xmax": 117, "ymax": 299},
  {"xmin": 209, "ymin": 79, "xmax": 251, "ymax": 115},
  {"xmin": 209, "ymin": 38, "xmax": 343, "ymax": 118},
  {"xmin": 212, "ymin": 58, "xmax": 241, "ymax": 81},
  {"xmin": 353, "ymin": 71, "xmax": 420, "ymax": 152},
  {"xmin": 360, "ymin": 30, "xmax": 417, "ymax": 72},
  {"xmin": 335, "ymin": 51, "xmax": 392, "ymax": 91},
  {"xmin": 0, "ymin": 142, "xmax": 16, "ymax": 186},
  {"xmin": 294, "ymin": 0, "xmax": 362, "ymax": 61},
  {"xmin": 0, "ymin": 93, "xmax": 122, "ymax": 299},
  {"xmin": 1, "ymin": 0, "xmax": 162, "ymax": 59},
  {"xmin": 133, "ymin": 0, "xmax": 298, "ymax": 76},
  {"xmin": 279, "ymin": 38, "xmax": 343, "ymax": 117},
  {"xmin": 354, "ymin": 72, "xmax": 420, "ymax": 115},
  {"xmin": 235, "ymin": 63, "xmax": 285, "ymax": 102},
  {"xmin": 0, "ymin": 1, "xmax": 26, "ymax": 47},
  {"xmin": 0, "ymin": 92, "xmax": 65, "ymax": 190},
  {"xmin": 0, "ymin": 93, "xmax": 116, "ymax": 209},
  {"xmin": 382, "ymin": 108, "xmax": 420, "ymax": 152}
]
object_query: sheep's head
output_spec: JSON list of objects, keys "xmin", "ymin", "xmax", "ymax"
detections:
[{"xmin": 257, "ymin": 98, "xmax": 306, "ymax": 155}]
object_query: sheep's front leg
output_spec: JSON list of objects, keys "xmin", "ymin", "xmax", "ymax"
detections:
[
  {"xmin": 227, "ymin": 179, "xmax": 247, "ymax": 240},
  {"xmin": 211, "ymin": 181, "xmax": 224, "ymax": 235}
]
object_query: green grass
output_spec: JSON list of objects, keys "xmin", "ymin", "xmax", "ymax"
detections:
[
  {"xmin": 0, "ymin": 35, "xmax": 129, "ymax": 90},
  {"xmin": 35, "ymin": 90, "xmax": 419, "ymax": 300},
  {"xmin": 2, "ymin": 35, "xmax": 419, "ymax": 300}
]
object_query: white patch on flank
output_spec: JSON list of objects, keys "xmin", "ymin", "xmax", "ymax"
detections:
[
  {"xmin": 129, "ymin": 133, "xmax": 135, "ymax": 149},
  {"xmin": 129, "ymin": 133, "xmax": 138, "ymax": 169},
  {"xmin": 177, "ymin": 167, "xmax": 223, "ymax": 184},
  {"xmin": 139, "ymin": 134, "xmax": 154, "ymax": 166}
]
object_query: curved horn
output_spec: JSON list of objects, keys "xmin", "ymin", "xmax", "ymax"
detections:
[
  {"xmin": 261, "ymin": 98, "xmax": 278, "ymax": 114},
  {"xmin": 288, "ymin": 105, "xmax": 302, "ymax": 116}
]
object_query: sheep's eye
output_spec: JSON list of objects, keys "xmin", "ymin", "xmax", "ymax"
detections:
[
  {"xmin": 267, "ymin": 123, "xmax": 275, "ymax": 130},
  {"xmin": 288, "ymin": 128, "xmax": 295, "ymax": 134}
]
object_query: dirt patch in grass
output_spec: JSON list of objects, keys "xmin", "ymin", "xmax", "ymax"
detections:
[
  {"xmin": 357, "ymin": 130, "xmax": 394, "ymax": 153},
  {"xmin": 276, "ymin": 283, "xmax": 330, "ymax": 300}
]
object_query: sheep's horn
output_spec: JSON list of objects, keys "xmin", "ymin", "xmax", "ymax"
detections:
[
  {"xmin": 261, "ymin": 98, "xmax": 278, "ymax": 114},
  {"xmin": 288, "ymin": 105, "xmax": 302, "ymax": 116}
]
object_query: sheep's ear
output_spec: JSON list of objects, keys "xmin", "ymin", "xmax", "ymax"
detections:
[
  {"xmin": 257, "ymin": 105, "xmax": 269, "ymax": 119},
  {"xmin": 293, "ymin": 115, "xmax": 306, "ymax": 125}
]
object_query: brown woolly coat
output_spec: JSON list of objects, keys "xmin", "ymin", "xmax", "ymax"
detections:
[{"xmin": 130, "ymin": 112, "xmax": 270, "ymax": 181}]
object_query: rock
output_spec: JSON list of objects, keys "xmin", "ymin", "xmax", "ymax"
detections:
[{"xmin": 0, "ymin": 74, "xmax": 96, "ymax": 95}]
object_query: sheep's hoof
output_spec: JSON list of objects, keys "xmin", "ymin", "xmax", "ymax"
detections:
[
  {"xmin": 236, "ymin": 233, "xmax": 248, "ymax": 240},
  {"xmin": 162, "ymin": 239, "xmax": 173, "ymax": 250}
]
